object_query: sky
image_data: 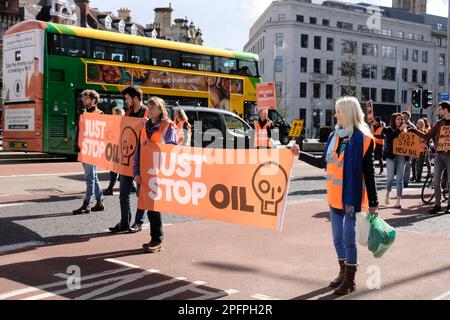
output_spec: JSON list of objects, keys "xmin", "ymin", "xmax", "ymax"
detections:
[{"xmin": 89, "ymin": 0, "xmax": 449, "ymax": 51}]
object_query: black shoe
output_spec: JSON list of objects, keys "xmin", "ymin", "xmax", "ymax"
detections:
[
  {"xmin": 143, "ymin": 241, "xmax": 164, "ymax": 253},
  {"xmin": 130, "ymin": 185, "xmax": 137, "ymax": 193},
  {"xmin": 103, "ymin": 188, "xmax": 114, "ymax": 196},
  {"xmin": 73, "ymin": 203, "xmax": 91, "ymax": 215},
  {"xmin": 445, "ymin": 206, "xmax": 450, "ymax": 215},
  {"xmin": 129, "ymin": 223, "xmax": 143, "ymax": 233},
  {"xmin": 410, "ymin": 178, "xmax": 416, "ymax": 183},
  {"xmin": 429, "ymin": 205, "xmax": 442, "ymax": 215},
  {"xmin": 109, "ymin": 223, "xmax": 130, "ymax": 233},
  {"xmin": 91, "ymin": 200, "xmax": 105, "ymax": 212}
]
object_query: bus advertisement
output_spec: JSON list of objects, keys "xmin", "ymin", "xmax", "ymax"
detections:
[{"xmin": 1, "ymin": 20, "xmax": 261, "ymax": 156}]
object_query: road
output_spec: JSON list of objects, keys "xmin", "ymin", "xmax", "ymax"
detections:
[{"xmin": 1, "ymin": 154, "xmax": 450, "ymax": 300}]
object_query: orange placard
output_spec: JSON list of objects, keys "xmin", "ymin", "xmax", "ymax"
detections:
[
  {"xmin": 256, "ymin": 82, "xmax": 277, "ymax": 110},
  {"xmin": 437, "ymin": 125, "xmax": 450, "ymax": 153},
  {"xmin": 77, "ymin": 113, "xmax": 144, "ymax": 177},
  {"xmin": 137, "ymin": 144, "xmax": 294, "ymax": 230},
  {"xmin": 366, "ymin": 100, "xmax": 374, "ymax": 123},
  {"xmin": 393, "ymin": 132, "xmax": 426, "ymax": 158}
]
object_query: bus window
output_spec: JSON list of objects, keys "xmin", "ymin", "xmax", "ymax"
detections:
[
  {"xmin": 92, "ymin": 40, "xmax": 129, "ymax": 62},
  {"xmin": 238, "ymin": 60, "xmax": 258, "ymax": 77},
  {"xmin": 152, "ymin": 48, "xmax": 180, "ymax": 68},
  {"xmin": 214, "ymin": 57, "xmax": 237, "ymax": 74},
  {"xmin": 131, "ymin": 45, "xmax": 150, "ymax": 65},
  {"xmin": 48, "ymin": 34, "xmax": 87, "ymax": 58},
  {"xmin": 180, "ymin": 53, "xmax": 212, "ymax": 72}
]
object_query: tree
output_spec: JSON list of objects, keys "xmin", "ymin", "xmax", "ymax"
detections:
[{"xmin": 337, "ymin": 40, "xmax": 360, "ymax": 97}]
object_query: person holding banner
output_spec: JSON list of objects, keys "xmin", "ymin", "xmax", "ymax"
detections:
[
  {"xmin": 410, "ymin": 101, "xmax": 450, "ymax": 215},
  {"xmin": 382, "ymin": 113, "xmax": 408, "ymax": 209},
  {"xmin": 73, "ymin": 90, "xmax": 105, "ymax": 215},
  {"xmin": 174, "ymin": 109, "xmax": 192, "ymax": 146},
  {"xmin": 401, "ymin": 112, "xmax": 417, "ymax": 188},
  {"xmin": 371, "ymin": 116, "xmax": 386, "ymax": 175},
  {"xmin": 109, "ymin": 86, "xmax": 149, "ymax": 233},
  {"xmin": 133, "ymin": 97, "xmax": 177, "ymax": 253},
  {"xmin": 253, "ymin": 109, "xmax": 274, "ymax": 149},
  {"xmin": 299, "ymin": 97, "xmax": 379, "ymax": 295}
]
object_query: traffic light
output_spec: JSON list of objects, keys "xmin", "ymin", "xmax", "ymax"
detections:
[
  {"xmin": 412, "ymin": 89, "xmax": 422, "ymax": 109},
  {"xmin": 422, "ymin": 90, "xmax": 433, "ymax": 109}
]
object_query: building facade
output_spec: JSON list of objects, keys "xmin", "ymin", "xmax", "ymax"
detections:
[{"xmin": 245, "ymin": 0, "xmax": 447, "ymax": 138}]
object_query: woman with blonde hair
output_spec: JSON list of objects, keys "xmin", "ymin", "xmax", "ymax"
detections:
[
  {"xmin": 299, "ymin": 96, "xmax": 379, "ymax": 295},
  {"xmin": 174, "ymin": 108, "xmax": 192, "ymax": 146},
  {"xmin": 132, "ymin": 96, "xmax": 177, "ymax": 253}
]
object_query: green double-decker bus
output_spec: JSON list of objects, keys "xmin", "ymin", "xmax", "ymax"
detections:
[{"xmin": 2, "ymin": 20, "xmax": 261, "ymax": 155}]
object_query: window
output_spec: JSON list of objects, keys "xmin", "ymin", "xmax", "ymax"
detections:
[
  {"xmin": 278, "ymin": 14, "xmax": 286, "ymax": 22},
  {"xmin": 310, "ymin": 17, "xmax": 317, "ymax": 24},
  {"xmin": 341, "ymin": 86, "xmax": 356, "ymax": 96},
  {"xmin": 412, "ymin": 69, "xmax": 418, "ymax": 82},
  {"xmin": 225, "ymin": 115, "xmax": 249, "ymax": 135},
  {"xmin": 422, "ymin": 70, "xmax": 427, "ymax": 84},
  {"xmin": 398, "ymin": 31, "xmax": 404, "ymax": 38},
  {"xmin": 275, "ymin": 56, "xmax": 283, "ymax": 72},
  {"xmin": 437, "ymin": 23, "xmax": 444, "ymax": 30},
  {"xmin": 301, "ymin": 57, "xmax": 307, "ymax": 73},
  {"xmin": 314, "ymin": 59, "xmax": 321, "ymax": 73},
  {"xmin": 422, "ymin": 51, "xmax": 428, "ymax": 63},
  {"xmin": 381, "ymin": 89, "xmax": 396, "ymax": 103},
  {"xmin": 131, "ymin": 45, "xmax": 150, "ymax": 64},
  {"xmin": 402, "ymin": 90, "xmax": 408, "ymax": 104},
  {"xmin": 326, "ymin": 84, "xmax": 333, "ymax": 99},
  {"xmin": 407, "ymin": 33, "xmax": 414, "ymax": 40},
  {"xmin": 382, "ymin": 66, "xmax": 396, "ymax": 81},
  {"xmin": 361, "ymin": 87, "xmax": 370, "ymax": 101},
  {"xmin": 151, "ymin": 48, "xmax": 179, "ymax": 67},
  {"xmin": 341, "ymin": 62, "xmax": 356, "ymax": 77},
  {"xmin": 314, "ymin": 36, "xmax": 321, "ymax": 50},
  {"xmin": 418, "ymin": 34, "xmax": 424, "ymax": 41},
  {"xmin": 313, "ymin": 83, "xmax": 321, "ymax": 98},
  {"xmin": 337, "ymin": 21, "xmax": 353, "ymax": 30},
  {"xmin": 402, "ymin": 68, "xmax": 408, "ymax": 82},
  {"xmin": 437, "ymin": 38, "xmax": 443, "ymax": 47},
  {"xmin": 214, "ymin": 57, "xmax": 238, "ymax": 74},
  {"xmin": 275, "ymin": 33, "xmax": 284, "ymax": 48},
  {"xmin": 439, "ymin": 72, "xmax": 445, "ymax": 86},
  {"xmin": 181, "ymin": 53, "xmax": 212, "ymax": 71},
  {"xmin": 342, "ymin": 40, "xmax": 357, "ymax": 54},
  {"xmin": 327, "ymin": 38, "xmax": 334, "ymax": 51},
  {"xmin": 297, "ymin": 15, "xmax": 304, "ymax": 22},
  {"xmin": 382, "ymin": 45, "xmax": 397, "ymax": 59},
  {"xmin": 402, "ymin": 48, "xmax": 409, "ymax": 61},
  {"xmin": 322, "ymin": 19, "xmax": 330, "ymax": 26},
  {"xmin": 198, "ymin": 112, "xmax": 222, "ymax": 132},
  {"xmin": 440, "ymin": 54, "xmax": 446, "ymax": 65},
  {"xmin": 300, "ymin": 82, "xmax": 307, "ymax": 98},
  {"xmin": 301, "ymin": 34, "xmax": 309, "ymax": 48},
  {"xmin": 92, "ymin": 40, "xmax": 129, "ymax": 62},
  {"xmin": 239, "ymin": 60, "xmax": 258, "ymax": 77},
  {"xmin": 326, "ymin": 110, "xmax": 333, "ymax": 126},
  {"xmin": 381, "ymin": 29, "xmax": 392, "ymax": 36},
  {"xmin": 362, "ymin": 43, "xmax": 377, "ymax": 56},
  {"xmin": 412, "ymin": 50, "xmax": 418, "ymax": 62},
  {"xmin": 48, "ymin": 34, "xmax": 88, "ymax": 58},
  {"xmin": 371, "ymin": 88, "xmax": 377, "ymax": 102},
  {"xmin": 362, "ymin": 64, "xmax": 377, "ymax": 79},
  {"xmin": 326, "ymin": 60, "xmax": 333, "ymax": 75}
]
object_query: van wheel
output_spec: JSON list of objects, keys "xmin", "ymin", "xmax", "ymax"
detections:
[{"xmin": 280, "ymin": 135, "xmax": 290, "ymax": 145}]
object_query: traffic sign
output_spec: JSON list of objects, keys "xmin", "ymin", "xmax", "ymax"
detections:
[
  {"xmin": 439, "ymin": 93, "xmax": 449, "ymax": 102},
  {"xmin": 289, "ymin": 120, "xmax": 304, "ymax": 138}
]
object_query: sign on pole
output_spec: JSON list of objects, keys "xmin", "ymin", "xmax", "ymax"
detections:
[
  {"xmin": 256, "ymin": 82, "xmax": 277, "ymax": 110},
  {"xmin": 366, "ymin": 100, "xmax": 374, "ymax": 122},
  {"xmin": 439, "ymin": 93, "xmax": 449, "ymax": 102},
  {"xmin": 289, "ymin": 120, "xmax": 304, "ymax": 138}
]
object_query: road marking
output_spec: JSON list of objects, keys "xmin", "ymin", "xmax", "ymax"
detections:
[
  {"xmin": 104, "ymin": 258, "xmax": 150, "ymax": 270},
  {"xmin": 147, "ymin": 281, "xmax": 207, "ymax": 300},
  {"xmin": 287, "ymin": 198, "xmax": 324, "ymax": 205},
  {"xmin": 0, "ymin": 171, "xmax": 108, "ymax": 179},
  {"xmin": 0, "ymin": 241, "xmax": 47, "ymax": 253},
  {"xmin": 433, "ymin": 290, "xmax": 450, "ymax": 300},
  {"xmin": 0, "ymin": 267, "xmax": 132, "ymax": 300},
  {"xmin": 251, "ymin": 294, "xmax": 281, "ymax": 300},
  {"xmin": 188, "ymin": 288, "xmax": 239, "ymax": 300}
]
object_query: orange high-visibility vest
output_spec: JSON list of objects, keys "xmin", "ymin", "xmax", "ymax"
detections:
[
  {"xmin": 326, "ymin": 135, "xmax": 372, "ymax": 212},
  {"xmin": 176, "ymin": 120, "xmax": 191, "ymax": 145},
  {"xmin": 140, "ymin": 119, "xmax": 173, "ymax": 145},
  {"xmin": 371, "ymin": 126, "xmax": 384, "ymax": 146},
  {"xmin": 254, "ymin": 120, "xmax": 272, "ymax": 148}
]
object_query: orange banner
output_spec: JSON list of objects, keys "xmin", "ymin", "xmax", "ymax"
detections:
[
  {"xmin": 256, "ymin": 82, "xmax": 276, "ymax": 110},
  {"xmin": 77, "ymin": 113, "xmax": 144, "ymax": 177},
  {"xmin": 137, "ymin": 144, "xmax": 294, "ymax": 230}
]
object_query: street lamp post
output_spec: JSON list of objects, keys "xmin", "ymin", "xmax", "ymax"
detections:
[{"xmin": 312, "ymin": 103, "xmax": 323, "ymax": 139}]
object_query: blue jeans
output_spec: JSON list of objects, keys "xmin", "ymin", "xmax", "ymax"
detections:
[
  {"xmin": 330, "ymin": 207, "xmax": 357, "ymax": 265},
  {"xmin": 83, "ymin": 163, "xmax": 103, "ymax": 204},
  {"xmin": 386, "ymin": 156, "xmax": 406, "ymax": 198}
]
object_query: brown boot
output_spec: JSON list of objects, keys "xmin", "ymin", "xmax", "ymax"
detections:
[
  {"xmin": 329, "ymin": 259, "xmax": 346, "ymax": 288},
  {"xmin": 91, "ymin": 199, "xmax": 105, "ymax": 212},
  {"xmin": 73, "ymin": 203, "xmax": 91, "ymax": 215},
  {"xmin": 334, "ymin": 264, "xmax": 357, "ymax": 295}
]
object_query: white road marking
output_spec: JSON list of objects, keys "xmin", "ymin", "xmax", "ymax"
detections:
[
  {"xmin": 0, "ymin": 267, "xmax": 132, "ymax": 300},
  {"xmin": 104, "ymin": 258, "xmax": 150, "ymax": 270},
  {"xmin": 147, "ymin": 281, "xmax": 207, "ymax": 300},
  {"xmin": 251, "ymin": 294, "xmax": 281, "ymax": 300},
  {"xmin": 0, "ymin": 241, "xmax": 47, "ymax": 253},
  {"xmin": 188, "ymin": 288, "xmax": 239, "ymax": 300},
  {"xmin": 433, "ymin": 290, "xmax": 450, "ymax": 300}
]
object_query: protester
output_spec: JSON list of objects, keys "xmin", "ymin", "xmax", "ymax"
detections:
[
  {"xmin": 103, "ymin": 107, "xmax": 125, "ymax": 196},
  {"xmin": 109, "ymin": 86, "xmax": 148, "ymax": 233},
  {"xmin": 299, "ymin": 96, "xmax": 379, "ymax": 295},
  {"xmin": 402, "ymin": 111, "xmax": 417, "ymax": 188},
  {"xmin": 410, "ymin": 101, "xmax": 450, "ymax": 215},
  {"xmin": 174, "ymin": 109, "xmax": 192, "ymax": 146},
  {"xmin": 133, "ymin": 97, "xmax": 177, "ymax": 253},
  {"xmin": 414, "ymin": 119, "xmax": 429, "ymax": 183},
  {"xmin": 73, "ymin": 90, "xmax": 105, "ymax": 215},
  {"xmin": 253, "ymin": 109, "xmax": 274, "ymax": 149},
  {"xmin": 371, "ymin": 116, "xmax": 385, "ymax": 175}
]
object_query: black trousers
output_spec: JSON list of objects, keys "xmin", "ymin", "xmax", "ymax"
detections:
[{"xmin": 374, "ymin": 144, "xmax": 384, "ymax": 171}]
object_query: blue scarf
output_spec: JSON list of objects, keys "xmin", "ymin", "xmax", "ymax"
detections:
[{"xmin": 325, "ymin": 127, "xmax": 364, "ymax": 213}]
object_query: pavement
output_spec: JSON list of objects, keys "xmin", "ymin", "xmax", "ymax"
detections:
[{"xmin": 1, "ymin": 154, "xmax": 450, "ymax": 300}]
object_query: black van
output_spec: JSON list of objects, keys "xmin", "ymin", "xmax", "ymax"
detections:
[{"xmin": 167, "ymin": 106, "xmax": 252, "ymax": 149}]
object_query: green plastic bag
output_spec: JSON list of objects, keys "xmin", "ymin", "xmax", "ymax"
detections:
[{"xmin": 367, "ymin": 214, "xmax": 397, "ymax": 258}]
